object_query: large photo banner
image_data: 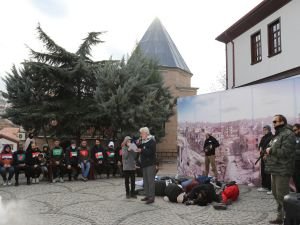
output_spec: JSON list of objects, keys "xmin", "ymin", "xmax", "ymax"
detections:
[{"xmin": 177, "ymin": 77, "xmax": 300, "ymax": 185}]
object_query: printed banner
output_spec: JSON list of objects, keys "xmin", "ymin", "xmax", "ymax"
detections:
[{"xmin": 177, "ymin": 77, "xmax": 300, "ymax": 185}]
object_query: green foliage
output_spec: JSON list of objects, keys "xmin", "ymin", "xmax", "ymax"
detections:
[
  {"xmin": 3, "ymin": 26, "xmax": 174, "ymax": 142},
  {"xmin": 95, "ymin": 48, "xmax": 174, "ymax": 140},
  {"xmin": 3, "ymin": 25, "xmax": 103, "ymax": 139}
]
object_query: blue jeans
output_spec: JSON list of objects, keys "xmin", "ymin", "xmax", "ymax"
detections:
[
  {"xmin": 80, "ymin": 161, "xmax": 90, "ymax": 178},
  {"xmin": 0, "ymin": 166, "xmax": 15, "ymax": 181}
]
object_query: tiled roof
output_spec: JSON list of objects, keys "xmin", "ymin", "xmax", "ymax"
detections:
[
  {"xmin": 0, "ymin": 127, "xmax": 20, "ymax": 143},
  {"xmin": 138, "ymin": 18, "xmax": 191, "ymax": 74}
]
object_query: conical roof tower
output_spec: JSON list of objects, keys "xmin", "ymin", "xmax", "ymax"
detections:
[
  {"xmin": 136, "ymin": 18, "xmax": 197, "ymax": 161},
  {"xmin": 138, "ymin": 18, "xmax": 191, "ymax": 74}
]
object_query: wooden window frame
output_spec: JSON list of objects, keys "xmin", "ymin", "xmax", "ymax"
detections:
[
  {"xmin": 251, "ymin": 30, "xmax": 262, "ymax": 65},
  {"xmin": 268, "ymin": 18, "xmax": 281, "ymax": 57}
]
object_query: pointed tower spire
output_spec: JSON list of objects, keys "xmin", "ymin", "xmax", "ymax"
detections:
[{"xmin": 138, "ymin": 18, "xmax": 191, "ymax": 74}]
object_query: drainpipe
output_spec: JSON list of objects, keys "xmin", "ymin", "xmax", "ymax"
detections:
[
  {"xmin": 231, "ymin": 40, "xmax": 236, "ymax": 88},
  {"xmin": 225, "ymin": 44, "xmax": 228, "ymax": 90}
]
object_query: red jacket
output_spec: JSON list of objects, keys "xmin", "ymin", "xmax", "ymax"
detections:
[
  {"xmin": 222, "ymin": 184, "xmax": 239, "ymax": 204},
  {"xmin": 0, "ymin": 146, "xmax": 13, "ymax": 167}
]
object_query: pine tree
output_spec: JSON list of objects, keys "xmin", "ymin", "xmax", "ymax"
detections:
[
  {"xmin": 3, "ymin": 25, "xmax": 173, "ymax": 143},
  {"xmin": 3, "ymin": 25, "xmax": 104, "ymax": 142},
  {"xmin": 95, "ymin": 48, "xmax": 174, "ymax": 140}
]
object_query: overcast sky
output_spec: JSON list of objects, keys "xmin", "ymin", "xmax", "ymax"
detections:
[{"xmin": 0, "ymin": 0, "xmax": 262, "ymax": 94}]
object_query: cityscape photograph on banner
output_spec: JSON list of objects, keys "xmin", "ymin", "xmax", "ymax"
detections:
[{"xmin": 177, "ymin": 76, "xmax": 300, "ymax": 185}]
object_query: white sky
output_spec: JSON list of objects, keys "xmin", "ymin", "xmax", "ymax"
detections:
[{"xmin": 0, "ymin": 0, "xmax": 262, "ymax": 94}]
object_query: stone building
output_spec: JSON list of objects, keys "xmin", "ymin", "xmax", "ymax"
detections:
[{"xmin": 137, "ymin": 18, "xmax": 198, "ymax": 160}]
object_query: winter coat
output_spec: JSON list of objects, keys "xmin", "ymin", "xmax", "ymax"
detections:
[
  {"xmin": 203, "ymin": 136, "xmax": 220, "ymax": 156},
  {"xmin": 295, "ymin": 135, "xmax": 300, "ymax": 161},
  {"xmin": 78, "ymin": 146, "xmax": 90, "ymax": 162},
  {"xmin": 26, "ymin": 148, "xmax": 42, "ymax": 166},
  {"xmin": 265, "ymin": 125, "xmax": 296, "ymax": 176},
  {"xmin": 0, "ymin": 145, "xmax": 13, "ymax": 167},
  {"xmin": 65, "ymin": 146, "xmax": 79, "ymax": 166},
  {"xmin": 50, "ymin": 146, "xmax": 64, "ymax": 164},
  {"xmin": 41, "ymin": 144, "xmax": 50, "ymax": 163},
  {"xmin": 115, "ymin": 146, "xmax": 122, "ymax": 164},
  {"xmin": 140, "ymin": 136, "xmax": 156, "ymax": 168},
  {"xmin": 106, "ymin": 147, "xmax": 116, "ymax": 164},
  {"xmin": 13, "ymin": 150, "xmax": 26, "ymax": 166},
  {"xmin": 122, "ymin": 143, "xmax": 137, "ymax": 171},
  {"xmin": 259, "ymin": 132, "xmax": 273, "ymax": 151},
  {"xmin": 221, "ymin": 184, "xmax": 239, "ymax": 204},
  {"xmin": 91, "ymin": 145, "xmax": 106, "ymax": 164},
  {"xmin": 187, "ymin": 183, "xmax": 218, "ymax": 206}
]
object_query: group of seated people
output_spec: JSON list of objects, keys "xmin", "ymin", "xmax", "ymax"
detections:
[{"xmin": 0, "ymin": 138, "xmax": 125, "ymax": 186}]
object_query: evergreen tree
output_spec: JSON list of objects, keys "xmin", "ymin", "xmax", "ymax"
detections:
[
  {"xmin": 3, "ymin": 25, "xmax": 173, "ymax": 143},
  {"xmin": 95, "ymin": 48, "xmax": 174, "ymax": 140},
  {"xmin": 3, "ymin": 25, "xmax": 104, "ymax": 142}
]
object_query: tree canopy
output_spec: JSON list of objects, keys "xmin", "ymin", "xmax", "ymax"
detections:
[
  {"xmin": 2, "ymin": 25, "xmax": 174, "ymax": 142},
  {"xmin": 95, "ymin": 48, "xmax": 174, "ymax": 139}
]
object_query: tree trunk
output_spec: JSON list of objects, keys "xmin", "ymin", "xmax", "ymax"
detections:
[
  {"xmin": 76, "ymin": 129, "xmax": 81, "ymax": 146},
  {"xmin": 42, "ymin": 125, "xmax": 49, "ymax": 145}
]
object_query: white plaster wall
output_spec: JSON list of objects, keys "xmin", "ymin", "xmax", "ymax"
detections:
[
  {"xmin": 226, "ymin": 43, "xmax": 234, "ymax": 88},
  {"xmin": 227, "ymin": 0, "xmax": 300, "ymax": 87}
]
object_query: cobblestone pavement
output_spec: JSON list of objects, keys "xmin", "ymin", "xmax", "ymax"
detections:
[{"xmin": 0, "ymin": 174, "xmax": 278, "ymax": 225}]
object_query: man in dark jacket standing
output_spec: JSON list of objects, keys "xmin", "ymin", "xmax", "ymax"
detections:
[
  {"xmin": 292, "ymin": 123, "xmax": 300, "ymax": 193},
  {"xmin": 265, "ymin": 114, "xmax": 296, "ymax": 224},
  {"xmin": 137, "ymin": 127, "xmax": 156, "ymax": 204},
  {"xmin": 203, "ymin": 133, "xmax": 220, "ymax": 179},
  {"xmin": 257, "ymin": 125, "xmax": 273, "ymax": 193}
]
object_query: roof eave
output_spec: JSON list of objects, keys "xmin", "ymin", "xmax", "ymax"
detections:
[
  {"xmin": 0, "ymin": 134, "xmax": 19, "ymax": 143},
  {"xmin": 216, "ymin": 0, "xmax": 291, "ymax": 44},
  {"xmin": 176, "ymin": 86, "xmax": 199, "ymax": 91},
  {"xmin": 159, "ymin": 66, "xmax": 193, "ymax": 76}
]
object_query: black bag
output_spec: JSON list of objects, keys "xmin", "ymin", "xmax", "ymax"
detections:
[
  {"xmin": 159, "ymin": 176, "xmax": 176, "ymax": 183},
  {"xmin": 155, "ymin": 180, "xmax": 167, "ymax": 196},
  {"xmin": 283, "ymin": 193, "xmax": 300, "ymax": 225}
]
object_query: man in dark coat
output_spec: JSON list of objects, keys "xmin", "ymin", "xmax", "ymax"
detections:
[
  {"xmin": 203, "ymin": 133, "xmax": 219, "ymax": 179},
  {"xmin": 265, "ymin": 115, "xmax": 296, "ymax": 224},
  {"xmin": 257, "ymin": 125, "xmax": 273, "ymax": 193},
  {"xmin": 185, "ymin": 183, "xmax": 218, "ymax": 206},
  {"xmin": 137, "ymin": 127, "xmax": 156, "ymax": 204}
]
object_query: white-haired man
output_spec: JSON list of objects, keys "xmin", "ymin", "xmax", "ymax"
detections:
[{"xmin": 137, "ymin": 127, "xmax": 156, "ymax": 204}]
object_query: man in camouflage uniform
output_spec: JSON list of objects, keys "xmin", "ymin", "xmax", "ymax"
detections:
[{"xmin": 265, "ymin": 114, "xmax": 296, "ymax": 224}]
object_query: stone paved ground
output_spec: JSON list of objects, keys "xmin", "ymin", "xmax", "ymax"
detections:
[{"xmin": 0, "ymin": 163, "xmax": 278, "ymax": 225}]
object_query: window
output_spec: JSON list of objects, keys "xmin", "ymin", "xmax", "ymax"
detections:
[
  {"xmin": 251, "ymin": 31, "xmax": 262, "ymax": 64},
  {"xmin": 268, "ymin": 18, "xmax": 281, "ymax": 57}
]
